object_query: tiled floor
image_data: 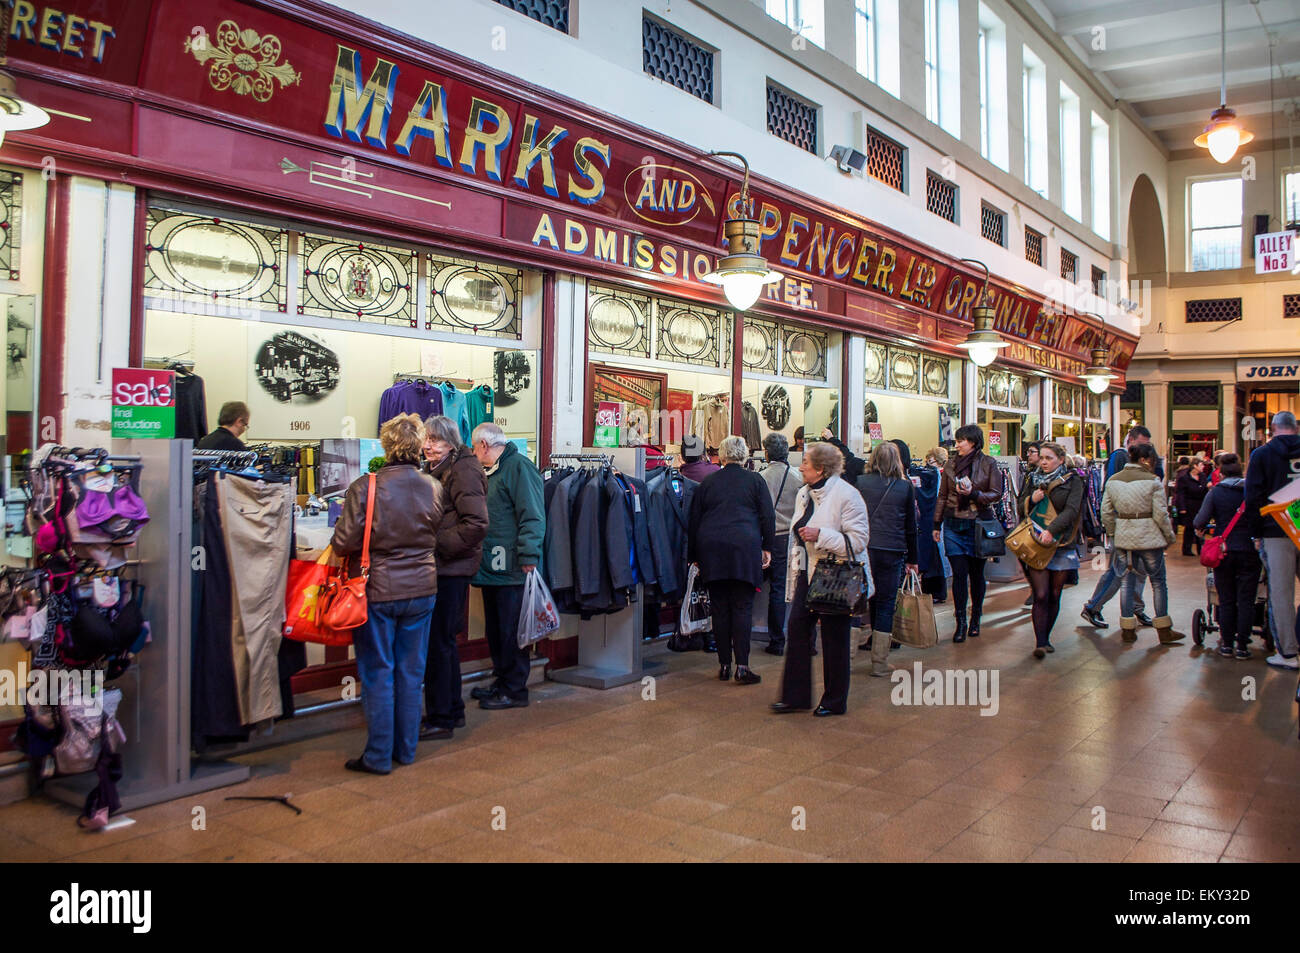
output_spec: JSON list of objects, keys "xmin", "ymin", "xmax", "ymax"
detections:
[{"xmin": 3, "ymin": 552, "xmax": 1298, "ymax": 862}]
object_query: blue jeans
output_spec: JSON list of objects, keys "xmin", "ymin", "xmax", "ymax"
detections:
[
  {"xmin": 1087, "ymin": 548, "xmax": 1147, "ymax": 613},
  {"xmin": 352, "ymin": 593, "xmax": 436, "ymax": 771},
  {"xmin": 868, "ymin": 549, "xmax": 905, "ymax": 634},
  {"xmin": 1120, "ymin": 550, "xmax": 1167, "ymax": 621}
]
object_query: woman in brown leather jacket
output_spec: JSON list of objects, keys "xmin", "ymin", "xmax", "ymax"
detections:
[
  {"xmin": 931, "ymin": 424, "xmax": 1004, "ymax": 642},
  {"xmin": 331, "ymin": 413, "xmax": 445, "ymax": 775},
  {"xmin": 1015, "ymin": 442, "xmax": 1085, "ymax": 659}
]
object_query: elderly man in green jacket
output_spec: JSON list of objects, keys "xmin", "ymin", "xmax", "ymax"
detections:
[{"xmin": 469, "ymin": 423, "xmax": 546, "ymax": 709}]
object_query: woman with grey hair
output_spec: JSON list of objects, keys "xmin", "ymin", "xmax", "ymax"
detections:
[
  {"xmin": 418, "ymin": 414, "xmax": 488, "ymax": 739},
  {"xmin": 772, "ymin": 441, "xmax": 871, "ymax": 716},
  {"xmin": 687, "ymin": 435, "xmax": 777, "ymax": 685},
  {"xmin": 760, "ymin": 432, "xmax": 803, "ymax": 656}
]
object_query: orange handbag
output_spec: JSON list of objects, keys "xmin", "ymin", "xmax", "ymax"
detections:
[
  {"xmin": 318, "ymin": 473, "xmax": 375, "ymax": 632},
  {"xmin": 283, "ymin": 552, "xmax": 350, "ymax": 645}
]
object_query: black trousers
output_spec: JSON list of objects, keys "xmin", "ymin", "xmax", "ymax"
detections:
[
  {"xmin": 478, "ymin": 583, "xmax": 530, "ymax": 700},
  {"xmin": 779, "ymin": 574, "xmax": 852, "ymax": 713},
  {"xmin": 707, "ymin": 580, "xmax": 756, "ymax": 668},
  {"xmin": 1213, "ymin": 550, "xmax": 1262, "ymax": 651},
  {"xmin": 950, "ymin": 556, "xmax": 988, "ymax": 621},
  {"xmin": 423, "ymin": 575, "xmax": 470, "ymax": 727},
  {"xmin": 1181, "ymin": 515, "xmax": 1201, "ymax": 555},
  {"xmin": 766, "ymin": 534, "xmax": 790, "ymax": 649}
]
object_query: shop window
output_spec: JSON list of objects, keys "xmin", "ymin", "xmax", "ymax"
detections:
[
  {"xmin": 298, "ymin": 232, "xmax": 416, "ymax": 326},
  {"xmin": 144, "ymin": 207, "xmax": 289, "ymax": 313},
  {"xmin": 1087, "ymin": 391, "xmax": 1103, "ymax": 419},
  {"xmin": 1285, "ymin": 293, "xmax": 1300, "ymax": 318},
  {"xmin": 926, "ymin": 169, "xmax": 957, "ymax": 223},
  {"xmin": 642, "ymin": 15, "xmax": 715, "ymax": 104},
  {"xmin": 1025, "ymin": 226, "xmax": 1043, "ymax": 266},
  {"xmin": 0, "ymin": 170, "xmax": 23, "ymax": 280},
  {"xmin": 741, "ymin": 316, "xmax": 780, "ymax": 375},
  {"xmin": 1120, "ymin": 379, "xmax": 1142, "ymax": 405},
  {"xmin": 1060, "ymin": 248, "xmax": 1078, "ymax": 283},
  {"xmin": 1170, "ymin": 384, "xmax": 1218, "ymax": 407},
  {"xmin": 492, "ymin": 0, "xmax": 569, "ymax": 33},
  {"xmin": 766, "ymin": 82, "xmax": 818, "ymax": 154},
  {"xmin": 1184, "ymin": 297, "xmax": 1241, "ymax": 325},
  {"xmin": 863, "ymin": 341, "xmax": 887, "ymax": 389},
  {"xmin": 426, "ymin": 251, "xmax": 522, "ymax": 339},
  {"xmin": 657, "ymin": 302, "xmax": 724, "ymax": 366},
  {"xmin": 888, "ymin": 347, "xmax": 920, "ymax": 394},
  {"xmin": 782, "ymin": 325, "xmax": 828, "ymax": 381},
  {"xmin": 1188, "ymin": 176, "xmax": 1242, "ymax": 271},
  {"xmin": 866, "ymin": 126, "xmax": 905, "ymax": 192},
  {"xmin": 587, "ymin": 285, "xmax": 652, "ymax": 359},
  {"xmin": 1054, "ymin": 382, "xmax": 1080, "ymax": 416},
  {"xmin": 981, "ymin": 202, "xmax": 1006, "ymax": 247}
]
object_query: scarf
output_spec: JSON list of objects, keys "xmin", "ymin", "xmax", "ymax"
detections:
[
  {"xmin": 1030, "ymin": 464, "xmax": 1066, "ymax": 489},
  {"xmin": 953, "ymin": 450, "xmax": 978, "ymax": 479}
]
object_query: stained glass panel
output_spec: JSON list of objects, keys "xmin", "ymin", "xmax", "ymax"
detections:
[
  {"xmin": 888, "ymin": 348, "xmax": 920, "ymax": 393},
  {"xmin": 428, "ymin": 251, "xmax": 522, "ymax": 339},
  {"xmin": 587, "ymin": 284, "xmax": 650, "ymax": 358},
  {"xmin": 299, "ymin": 232, "xmax": 415, "ymax": 326},
  {"xmin": 658, "ymin": 303, "xmax": 722, "ymax": 366},
  {"xmin": 144, "ymin": 207, "xmax": 287, "ymax": 312},
  {"xmin": 0, "ymin": 170, "xmax": 22, "ymax": 280},
  {"xmin": 740, "ymin": 317, "xmax": 779, "ymax": 374},
  {"xmin": 782, "ymin": 326, "xmax": 828, "ymax": 381},
  {"xmin": 864, "ymin": 342, "xmax": 887, "ymax": 389},
  {"xmin": 922, "ymin": 356, "xmax": 950, "ymax": 398}
]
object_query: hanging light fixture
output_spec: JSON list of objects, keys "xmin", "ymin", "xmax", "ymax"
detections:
[
  {"xmin": 0, "ymin": 6, "xmax": 50, "ymax": 149},
  {"xmin": 701, "ymin": 151, "xmax": 782, "ymax": 311},
  {"xmin": 1194, "ymin": 0, "xmax": 1254, "ymax": 163},
  {"xmin": 1081, "ymin": 311, "xmax": 1116, "ymax": 394},
  {"xmin": 954, "ymin": 258, "xmax": 1009, "ymax": 368}
]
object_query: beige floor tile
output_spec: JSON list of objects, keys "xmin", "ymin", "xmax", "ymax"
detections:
[
  {"xmin": 655, "ymin": 825, "xmax": 757, "ymax": 860},
  {"xmin": 1043, "ymin": 826, "xmax": 1139, "ymax": 862},
  {"xmin": 1123, "ymin": 840, "xmax": 1221, "ymax": 863},
  {"xmin": 932, "ymin": 830, "xmax": 1036, "ymax": 862},
  {"xmin": 1155, "ymin": 799, "xmax": 1245, "ymax": 832},
  {"xmin": 1063, "ymin": 806, "xmax": 1155, "ymax": 840},
  {"xmin": 1139, "ymin": 820, "xmax": 1231, "ymax": 855}
]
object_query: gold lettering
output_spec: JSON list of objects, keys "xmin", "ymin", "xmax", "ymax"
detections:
[
  {"xmin": 659, "ymin": 245, "xmax": 678, "ymax": 275},
  {"xmin": 871, "ymin": 245, "xmax": 897, "ymax": 294},
  {"xmin": 564, "ymin": 220, "xmax": 588, "ymax": 254},
  {"xmin": 37, "ymin": 6, "xmax": 63, "ymax": 51},
  {"xmin": 851, "ymin": 238, "xmax": 878, "ymax": 286},
  {"xmin": 567, "ymin": 137, "xmax": 610, "ymax": 205},
  {"xmin": 459, "ymin": 97, "xmax": 512, "ymax": 181},
  {"xmin": 634, "ymin": 238, "xmax": 654, "ymax": 270},
  {"xmin": 11, "ymin": 2, "xmax": 37, "ymax": 43},
  {"xmin": 804, "ymin": 222, "xmax": 835, "ymax": 275},
  {"xmin": 758, "ymin": 203, "xmax": 782, "ymax": 251},
  {"xmin": 943, "ymin": 276, "xmax": 963, "ymax": 312},
  {"xmin": 780, "ymin": 214, "xmax": 809, "ymax": 267},
  {"xmin": 324, "ymin": 46, "xmax": 400, "ymax": 148},
  {"xmin": 529, "ymin": 214, "xmax": 559, "ymax": 250},
  {"xmin": 86, "ymin": 20, "xmax": 113, "ymax": 62},
  {"xmin": 511, "ymin": 114, "xmax": 568, "ymax": 197},
  {"xmin": 61, "ymin": 13, "xmax": 85, "ymax": 55},
  {"xmin": 593, "ymin": 227, "xmax": 617, "ymax": 261},
  {"xmin": 394, "ymin": 81, "xmax": 452, "ymax": 164},
  {"xmin": 957, "ymin": 280, "xmax": 978, "ymax": 318}
]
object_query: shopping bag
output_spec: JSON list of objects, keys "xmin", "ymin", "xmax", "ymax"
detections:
[
  {"xmin": 517, "ymin": 570, "xmax": 561, "ymax": 649},
  {"xmin": 891, "ymin": 570, "xmax": 938, "ymax": 649},
  {"xmin": 678, "ymin": 563, "xmax": 713, "ymax": 635},
  {"xmin": 283, "ymin": 546, "xmax": 354, "ymax": 647}
]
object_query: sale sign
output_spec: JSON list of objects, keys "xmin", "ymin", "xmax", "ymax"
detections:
[
  {"xmin": 988, "ymin": 430, "xmax": 1003, "ymax": 455},
  {"xmin": 112, "ymin": 368, "xmax": 176, "ymax": 439},
  {"xmin": 1255, "ymin": 230, "xmax": 1294, "ymax": 274},
  {"xmin": 594, "ymin": 400, "xmax": 621, "ymax": 448}
]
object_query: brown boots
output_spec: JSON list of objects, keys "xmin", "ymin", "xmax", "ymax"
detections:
[
  {"xmin": 1153, "ymin": 615, "xmax": 1182, "ymax": 644},
  {"xmin": 1119, "ymin": 617, "xmax": 1139, "ymax": 642}
]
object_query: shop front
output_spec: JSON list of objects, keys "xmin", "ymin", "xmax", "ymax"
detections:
[
  {"xmin": 863, "ymin": 339, "xmax": 961, "ymax": 463},
  {"xmin": 978, "ymin": 365, "xmax": 1040, "ymax": 459},
  {"xmin": 1239, "ymin": 357, "xmax": 1300, "ymax": 456}
]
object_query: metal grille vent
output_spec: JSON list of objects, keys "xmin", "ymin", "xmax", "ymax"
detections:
[
  {"xmin": 643, "ymin": 17, "xmax": 714, "ymax": 103},
  {"xmin": 1284, "ymin": 293, "xmax": 1300, "ymax": 318},
  {"xmin": 766, "ymin": 84, "xmax": 817, "ymax": 154},
  {"xmin": 1060, "ymin": 249, "xmax": 1078, "ymax": 283},
  {"xmin": 492, "ymin": 0, "xmax": 569, "ymax": 32},
  {"xmin": 1025, "ymin": 227, "xmax": 1043, "ymax": 266},
  {"xmin": 1171, "ymin": 384, "xmax": 1219, "ymax": 406},
  {"xmin": 981, "ymin": 203, "xmax": 1005, "ymax": 247},
  {"xmin": 926, "ymin": 170, "xmax": 956, "ymax": 222},
  {"xmin": 1185, "ymin": 297, "xmax": 1242, "ymax": 324},
  {"xmin": 867, "ymin": 127, "xmax": 905, "ymax": 191},
  {"xmin": 1121, "ymin": 380, "xmax": 1142, "ymax": 405}
]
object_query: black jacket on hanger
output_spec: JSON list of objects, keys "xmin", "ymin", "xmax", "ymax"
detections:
[{"xmin": 646, "ymin": 469, "xmax": 696, "ymax": 602}]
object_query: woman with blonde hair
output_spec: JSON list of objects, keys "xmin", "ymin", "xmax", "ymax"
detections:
[
  {"xmin": 771, "ymin": 441, "xmax": 871, "ymax": 716},
  {"xmin": 855, "ymin": 441, "xmax": 918, "ymax": 676},
  {"xmin": 1016, "ymin": 442, "xmax": 1084, "ymax": 658},
  {"xmin": 331, "ymin": 413, "xmax": 445, "ymax": 773},
  {"xmin": 917, "ymin": 446, "xmax": 950, "ymax": 603}
]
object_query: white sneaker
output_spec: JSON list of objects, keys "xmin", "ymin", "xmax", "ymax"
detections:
[{"xmin": 1266, "ymin": 653, "xmax": 1299, "ymax": 670}]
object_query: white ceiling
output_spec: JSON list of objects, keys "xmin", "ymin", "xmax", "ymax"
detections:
[{"xmin": 1035, "ymin": 0, "xmax": 1300, "ymax": 154}]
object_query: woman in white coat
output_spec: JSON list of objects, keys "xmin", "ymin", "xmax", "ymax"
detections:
[{"xmin": 771, "ymin": 441, "xmax": 872, "ymax": 717}]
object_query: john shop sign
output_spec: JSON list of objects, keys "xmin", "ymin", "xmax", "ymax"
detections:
[
  {"xmin": 1238, "ymin": 359, "xmax": 1300, "ymax": 381},
  {"xmin": 111, "ymin": 368, "xmax": 176, "ymax": 439}
]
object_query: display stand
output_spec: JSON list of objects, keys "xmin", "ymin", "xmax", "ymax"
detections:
[
  {"xmin": 46, "ymin": 440, "xmax": 249, "ymax": 812},
  {"xmin": 549, "ymin": 446, "xmax": 666, "ymax": 689}
]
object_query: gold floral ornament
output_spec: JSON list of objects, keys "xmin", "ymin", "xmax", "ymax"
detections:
[{"xmin": 185, "ymin": 20, "xmax": 301, "ymax": 103}]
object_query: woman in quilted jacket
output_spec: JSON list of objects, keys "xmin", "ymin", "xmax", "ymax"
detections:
[
  {"xmin": 1100, "ymin": 443, "xmax": 1179, "ymax": 644},
  {"xmin": 1015, "ymin": 443, "xmax": 1085, "ymax": 659}
]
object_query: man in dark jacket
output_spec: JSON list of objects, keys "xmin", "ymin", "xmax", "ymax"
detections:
[
  {"xmin": 420, "ymin": 415, "xmax": 488, "ymax": 739},
  {"xmin": 470, "ymin": 423, "xmax": 546, "ymax": 707},
  {"xmin": 1245, "ymin": 411, "xmax": 1300, "ymax": 669},
  {"xmin": 196, "ymin": 401, "xmax": 250, "ymax": 451}
]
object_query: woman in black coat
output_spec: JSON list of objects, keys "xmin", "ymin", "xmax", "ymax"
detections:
[
  {"xmin": 856, "ymin": 441, "xmax": 918, "ymax": 677},
  {"xmin": 687, "ymin": 435, "xmax": 776, "ymax": 685},
  {"xmin": 1192, "ymin": 454, "xmax": 1259, "ymax": 658},
  {"xmin": 1175, "ymin": 458, "xmax": 1211, "ymax": 556}
]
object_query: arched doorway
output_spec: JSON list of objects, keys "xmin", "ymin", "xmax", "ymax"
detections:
[{"xmin": 1126, "ymin": 174, "xmax": 1166, "ymax": 278}]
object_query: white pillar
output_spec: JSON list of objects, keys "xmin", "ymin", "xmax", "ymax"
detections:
[
  {"xmin": 551, "ymin": 273, "xmax": 586, "ymax": 454},
  {"xmin": 962, "ymin": 360, "xmax": 978, "ymax": 424},
  {"xmin": 845, "ymin": 333, "xmax": 866, "ymax": 454}
]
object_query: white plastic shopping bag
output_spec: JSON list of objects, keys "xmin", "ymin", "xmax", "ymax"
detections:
[
  {"xmin": 678, "ymin": 563, "xmax": 713, "ymax": 635},
  {"xmin": 517, "ymin": 570, "xmax": 561, "ymax": 648}
]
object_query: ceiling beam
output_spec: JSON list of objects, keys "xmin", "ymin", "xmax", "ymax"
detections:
[
  {"xmin": 1142, "ymin": 99, "xmax": 1280, "ymax": 130},
  {"xmin": 1090, "ymin": 24, "xmax": 1300, "ymax": 73},
  {"xmin": 1119, "ymin": 66, "xmax": 1294, "ymax": 102},
  {"xmin": 1056, "ymin": 0, "xmax": 1222, "ymax": 35}
]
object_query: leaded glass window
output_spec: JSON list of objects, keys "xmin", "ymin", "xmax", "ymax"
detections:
[
  {"xmin": 587, "ymin": 285, "xmax": 651, "ymax": 359},
  {"xmin": 782, "ymin": 325, "xmax": 828, "ymax": 381},
  {"xmin": 921, "ymin": 356, "xmax": 950, "ymax": 398},
  {"xmin": 1009, "ymin": 372, "xmax": 1030, "ymax": 409},
  {"xmin": 144, "ymin": 207, "xmax": 288, "ymax": 312},
  {"xmin": 864, "ymin": 341, "xmax": 887, "ymax": 389},
  {"xmin": 427, "ymin": 251, "xmax": 522, "ymax": 339},
  {"xmin": 658, "ymin": 303, "xmax": 723, "ymax": 365},
  {"xmin": 298, "ymin": 232, "xmax": 415, "ymax": 326},
  {"xmin": 741, "ymin": 317, "xmax": 779, "ymax": 374},
  {"xmin": 1055, "ymin": 382, "xmax": 1080, "ymax": 416},
  {"xmin": 0, "ymin": 170, "xmax": 22, "ymax": 280},
  {"xmin": 889, "ymin": 347, "xmax": 920, "ymax": 393}
]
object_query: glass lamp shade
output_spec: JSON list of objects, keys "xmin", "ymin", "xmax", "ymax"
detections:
[
  {"xmin": 1085, "ymin": 373, "xmax": 1112, "ymax": 394},
  {"xmin": 719, "ymin": 272, "xmax": 767, "ymax": 311},
  {"xmin": 0, "ymin": 73, "xmax": 51, "ymax": 149},
  {"xmin": 1194, "ymin": 106, "xmax": 1253, "ymax": 165},
  {"xmin": 965, "ymin": 342, "xmax": 1001, "ymax": 367}
]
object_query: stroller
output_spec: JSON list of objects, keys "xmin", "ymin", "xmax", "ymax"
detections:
[{"xmin": 1190, "ymin": 562, "xmax": 1273, "ymax": 653}]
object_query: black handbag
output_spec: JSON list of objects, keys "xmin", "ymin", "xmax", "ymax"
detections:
[
  {"xmin": 974, "ymin": 513, "xmax": 1007, "ymax": 558},
  {"xmin": 805, "ymin": 537, "xmax": 870, "ymax": 616}
]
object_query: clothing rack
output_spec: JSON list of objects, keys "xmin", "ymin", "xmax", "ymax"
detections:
[
  {"xmin": 548, "ymin": 452, "xmax": 613, "ymax": 466},
  {"xmin": 392, "ymin": 372, "xmax": 475, "ymax": 387},
  {"xmin": 143, "ymin": 356, "xmax": 195, "ymax": 371},
  {"xmin": 192, "ymin": 449, "xmax": 259, "ymax": 470}
]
